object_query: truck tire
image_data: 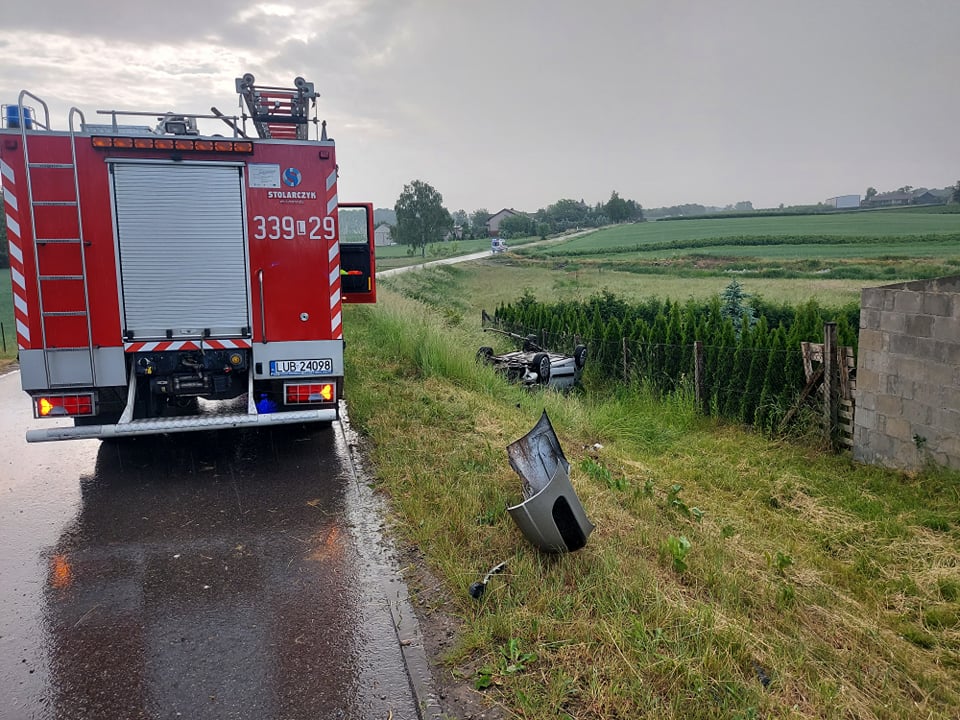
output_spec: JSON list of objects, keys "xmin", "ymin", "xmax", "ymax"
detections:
[{"xmin": 532, "ymin": 353, "xmax": 551, "ymax": 384}]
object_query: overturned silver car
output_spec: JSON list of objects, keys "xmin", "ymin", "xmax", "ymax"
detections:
[{"xmin": 477, "ymin": 329, "xmax": 587, "ymax": 390}]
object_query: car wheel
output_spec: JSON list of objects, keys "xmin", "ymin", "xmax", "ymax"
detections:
[
  {"xmin": 477, "ymin": 346, "xmax": 494, "ymax": 363},
  {"xmin": 574, "ymin": 345, "xmax": 587, "ymax": 369},
  {"xmin": 522, "ymin": 334, "xmax": 539, "ymax": 352},
  {"xmin": 532, "ymin": 353, "xmax": 551, "ymax": 384}
]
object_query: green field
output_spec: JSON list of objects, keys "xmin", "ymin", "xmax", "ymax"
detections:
[
  {"xmin": 503, "ymin": 211, "xmax": 960, "ymax": 293},
  {"xmin": 549, "ymin": 211, "xmax": 960, "ymax": 253}
]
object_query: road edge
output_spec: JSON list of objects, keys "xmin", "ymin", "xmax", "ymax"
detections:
[{"xmin": 337, "ymin": 415, "xmax": 443, "ymax": 720}]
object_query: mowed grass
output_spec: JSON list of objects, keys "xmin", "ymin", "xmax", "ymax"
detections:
[{"xmin": 343, "ymin": 288, "xmax": 960, "ymax": 719}]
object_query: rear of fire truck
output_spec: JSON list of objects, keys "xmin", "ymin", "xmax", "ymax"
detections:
[{"xmin": 0, "ymin": 74, "xmax": 376, "ymax": 442}]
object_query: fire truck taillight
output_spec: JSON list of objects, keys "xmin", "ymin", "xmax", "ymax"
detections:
[
  {"xmin": 284, "ymin": 383, "xmax": 336, "ymax": 405},
  {"xmin": 91, "ymin": 137, "xmax": 254, "ymax": 154},
  {"xmin": 35, "ymin": 393, "xmax": 95, "ymax": 418}
]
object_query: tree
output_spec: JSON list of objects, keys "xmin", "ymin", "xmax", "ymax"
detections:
[
  {"xmin": 951, "ymin": 181, "xmax": 960, "ymax": 204},
  {"xmin": 865, "ymin": 187, "xmax": 877, "ymax": 202},
  {"xmin": 451, "ymin": 209, "xmax": 469, "ymax": 236},
  {"xmin": 469, "ymin": 208, "xmax": 490, "ymax": 237},
  {"xmin": 734, "ymin": 201, "xmax": 754, "ymax": 212},
  {"xmin": 393, "ymin": 180, "xmax": 453, "ymax": 257},
  {"xmin": 624, "ymin": 199, "xmax": 644, "ymax": 222},
  {"xmin": 605, "ymin": 191, "xmax": 630, "ymax": 223},
  {"xmin": 719, "ymin": 280, "xmax": 755, "ymax": 336},
  {"xmin": 499, "ymin": 214, "xmax": 535, "ymax": 239},
  {"xmin": 544, "ymin": 199, "xmax": 590, "ymax": 230}
]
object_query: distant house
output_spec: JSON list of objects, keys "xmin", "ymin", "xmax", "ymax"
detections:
[
  {"xmin": 485, "ymin": 208, "xmax": 522, "ymax": 236},
  {"xmin": 911, "ymin": 191, "xmax": 941, "ymax": 205},
  {"xmin": 862, "ymin": 190, "xmax": 947, "ymax": 208},
  {"xmin": 824, "ymin": 194, "xmax": 860, "ymax": 209},
  {"xmin": 862, "ymin": 191, "xmax": 912, "ymax": 208},
  {"xmin": 374, "ymin": 223, "xmax": 393, "ymax": 246}
]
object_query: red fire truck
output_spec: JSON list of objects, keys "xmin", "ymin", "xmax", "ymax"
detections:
[{"xmin": 1, "ymin": 74, "xmax": 376, "ymax": 442}]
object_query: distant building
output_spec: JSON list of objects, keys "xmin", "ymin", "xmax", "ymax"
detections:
[
  {"xmin": 824, "ymin": 194, "xmax": 860, "ymax": 209},
  {"xmin": 485, "ymin": 208, "xmax": 522, "ymax": 236},
  {"xmin": 862, "ymin": 191, "xmax": 912, "ymax": 208},
  {"xmin": 374, "ymin": 223, "xmax": 393, "ymax": 246},
  {"xmin": 911, "ymin": 191, "xmax": 941, "ymax": 205}
]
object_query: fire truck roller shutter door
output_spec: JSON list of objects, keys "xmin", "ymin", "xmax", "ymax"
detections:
[{"xmin": 111, "ymin": 162, "xmax": 250, "ymax": 340}]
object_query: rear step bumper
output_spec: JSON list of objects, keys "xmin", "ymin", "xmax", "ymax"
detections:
[{"xmin": 26, "ymin": 408, "xmax": 337, "ymax": 443}]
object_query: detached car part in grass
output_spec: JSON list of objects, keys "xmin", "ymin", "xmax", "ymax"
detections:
[
  {"xmin": 506, "ymin": 411, "xmax": 594, "ymax": 553},
  {"xmin": 477, "ymin": 330, "xmax": 586, "ymax": 390}
]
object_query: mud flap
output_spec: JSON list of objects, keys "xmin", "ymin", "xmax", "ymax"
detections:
[{"xmin": 506, "ymin": 411, "xmax": 594, "ymax": 552}]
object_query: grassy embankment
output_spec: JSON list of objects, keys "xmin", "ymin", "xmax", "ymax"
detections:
[{"xmin": 344, "ymin": 264, "xmax": 960, "ymax": 718}]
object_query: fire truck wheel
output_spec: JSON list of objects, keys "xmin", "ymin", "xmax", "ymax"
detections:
[{"xmin": 532, "ymin": 353, "xmax": 551, "ymax": 384}]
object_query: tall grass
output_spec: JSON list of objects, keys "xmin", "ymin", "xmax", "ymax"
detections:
[
  {"xmin": 343, "ymin": 289, "xmax": 960, "ymax": 719},
  {"xmin": 0, "ymin": 272, "xmax": 15, "ymax": 360}
]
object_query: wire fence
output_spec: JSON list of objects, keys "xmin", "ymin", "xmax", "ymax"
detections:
[{"xmin": 485, "ymin": 307, "xmax": 855, "ymax": 442}]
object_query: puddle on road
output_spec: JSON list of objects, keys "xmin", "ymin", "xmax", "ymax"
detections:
[{"xmin": 0, "ymin": 407, "xmax": 424, "ymax": 719}]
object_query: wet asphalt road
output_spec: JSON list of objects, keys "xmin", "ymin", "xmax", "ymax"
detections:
[{"xmin": 0, "ymin": 371, "xmax": 429, "ymax": 720}]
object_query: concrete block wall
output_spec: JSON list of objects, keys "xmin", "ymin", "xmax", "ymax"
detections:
[{"xmin": 853, "ymin": 276, "xmax": 960, "ymax": 471}]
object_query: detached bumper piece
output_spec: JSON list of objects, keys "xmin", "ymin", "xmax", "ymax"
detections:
[{"xmin": 506, "ymin": 411, "xmax": 594, "ymax": 553}]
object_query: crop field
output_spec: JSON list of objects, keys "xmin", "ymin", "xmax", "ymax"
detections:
[
  {"xmin": 503, "ymin": 211, "xmax": 960, "ymax": 301},
  {"xmin": 547, "ymin": 210, "xmax": 960, "ymax": 254}
]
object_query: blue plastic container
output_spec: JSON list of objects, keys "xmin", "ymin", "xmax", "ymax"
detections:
[{"xmin": 5, "ymin": 105, "xmax": 33, "ymax": 129}]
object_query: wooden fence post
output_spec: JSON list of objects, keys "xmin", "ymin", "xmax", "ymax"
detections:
[
  {"xmin": 693, "ymin": 340, "xmax": 707, "ymax": 414},
  {"xmin": 622, "ymin": 337, "xmax": 629, "ymax": 382},
  {"xmin": 823, "ymin": 322, "xmax": 839, "ymax": 449}
]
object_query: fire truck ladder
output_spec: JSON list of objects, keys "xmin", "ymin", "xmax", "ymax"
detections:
[
  {"xmin": 235, "ymin": 74, "xmax": 317, "ymax": 140},
  {"xmin": 19, "ymin": 91, "xmax": 97, "ymax": 388}
]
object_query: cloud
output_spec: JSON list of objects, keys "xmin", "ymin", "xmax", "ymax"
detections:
[{"xmin": 3, "ymin": 0, "xmax": 960, "ymax": 212}]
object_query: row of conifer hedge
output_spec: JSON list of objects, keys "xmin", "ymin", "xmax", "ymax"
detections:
[{"xmin": 490, "ymin": 289, "xmax": 859, "ymax": 432}]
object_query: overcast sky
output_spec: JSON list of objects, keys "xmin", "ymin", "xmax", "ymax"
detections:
[{"xmin": 2, "ymin": 1, "xmax": 958, "ymax": 213}]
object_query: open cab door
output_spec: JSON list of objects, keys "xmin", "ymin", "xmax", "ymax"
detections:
[{"xmin": 338, "ymin": 202, "xmax": 377, "ymax": 303}]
